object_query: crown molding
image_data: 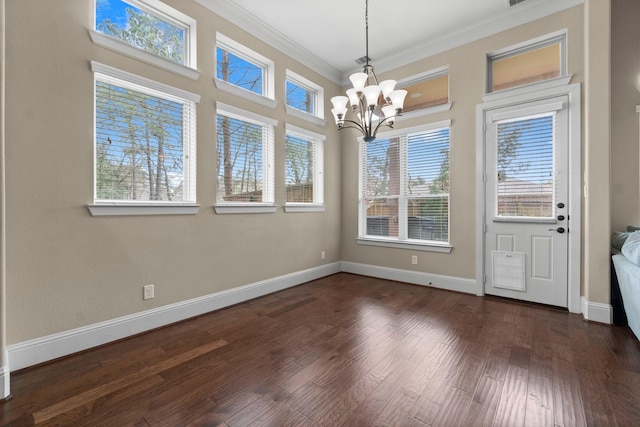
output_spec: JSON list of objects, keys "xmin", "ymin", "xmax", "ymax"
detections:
[
  {"xmin": 196, "ymin": 0, "xmax": 343, "ymax": 85},
  {"xmin": 361, "ymin": 0, "xmax": 584, "ymax": 77},
  {"xmin": 197, "ymin": 0, "xmax": 584, "ymax": 86}
]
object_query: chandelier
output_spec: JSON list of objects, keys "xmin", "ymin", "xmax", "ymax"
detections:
[{"xmin": 330, "ymin": 0, "xmax": 408, "ymax": 142}]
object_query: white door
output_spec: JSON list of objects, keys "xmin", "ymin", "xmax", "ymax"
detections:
[{"xmin": 484, "ymin": 96, "xmax": 569, "ymax": 307}]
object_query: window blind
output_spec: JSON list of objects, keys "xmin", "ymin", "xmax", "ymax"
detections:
[
  {"xmin": 285, "ymin": 133, "xmax": 320, "ymax": 203},
  {"xmin": 496, "ymin": 113, "xmax": 555, "ymax": 218},
  {"xmin": 360, "ymin": 126, "xmax": 450, "ymax": 243},
  {"xmin": 216, "ymin": 111, "xmax": 274, "ymax": 204},
  {"xmin": 95, "ymin": 78, "xmax": 196, "ymax": 203}
]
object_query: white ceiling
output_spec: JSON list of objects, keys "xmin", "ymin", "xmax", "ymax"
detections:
[{"xmin": 197, "ymin": 0, "xmax": 583, "ymax": 83}]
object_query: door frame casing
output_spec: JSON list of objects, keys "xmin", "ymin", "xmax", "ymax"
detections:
[{"xmin": 475, "ymin": 81, "xmax": 582, "ymax": 313}]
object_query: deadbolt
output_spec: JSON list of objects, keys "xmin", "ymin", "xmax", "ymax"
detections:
[
  {"xmin": 557, "ymin": 215, "xmax": 565, "ymax": 221},
  {"xmin": 557, "ymin": 202, "xmax": 565, "ymax": 209}
]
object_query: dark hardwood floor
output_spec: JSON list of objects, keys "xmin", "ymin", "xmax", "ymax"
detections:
[{"xmin": 2, "ymin": 273, "xmax": 640, "ymax": 426}]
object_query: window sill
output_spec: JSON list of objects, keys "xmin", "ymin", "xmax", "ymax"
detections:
[
  {"xmin": 214, "ymin": 204, "xmax": 278, "ymax": 214},
  {"xmin": 401, "ymin": 102, "xmax": 452, "ymax": 121},
  {"xmin": 214, "ymin": 79, "xmax": 277, "ymax": 109},
  {"xmin": 88, "ymin": 203, "xmax": 199, "ymax": 217},
  {"xmin": 357, "ymin": 238, "xmax": 452, "ymax": 253},
  {"xmin": 285, "ymin": 106, "xmax": 326, "ymax": 127},
  {"xmin": 284, "ymin": 204, "xmax": 325, "ymax": 213},
  {"xmin": 89, "ymin": 30, "xmax": 200, "ymax": 81},
  {"xmin": 482, "ymin": 75, "xmax": 573, "ymax": 103}
]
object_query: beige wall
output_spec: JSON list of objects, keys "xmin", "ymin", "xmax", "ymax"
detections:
[
  {"xmin": 341, "ymin": 7, "xmax": 585, "ymax": 286},
  {"xmin": 4, "ymin": 0, "xmax": 343, "ymax": 344},
  {"xmin": 3, "ymin": 0, "xmax": 622, "ymax": 348},
  {"xmin": 583, "ymin": 0, "xmax": 611, "ymax": 305},
  {"xmin": 611, "ymin": 0, "xmax": 640, "ymax": 231}
]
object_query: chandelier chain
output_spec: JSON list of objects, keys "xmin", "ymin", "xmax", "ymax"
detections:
[{"xmin": 365, "ymin": 0, "xmax": 369, "ymax": 66}]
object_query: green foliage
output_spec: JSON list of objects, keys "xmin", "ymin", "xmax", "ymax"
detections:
[
  {"xmin": 497, "ymin": 124, "xmax": 530, "ymax": 182},
  {"xmin": 430, "ymin": 148, "xmax": 449, "ymax": 193},
  {"xmin": 99, "ymin": 7, "xmax": 184, "ymax": 63},
  {"xmin": 96, "ymin": 82, "xmax": 184, "ymax": 201}
]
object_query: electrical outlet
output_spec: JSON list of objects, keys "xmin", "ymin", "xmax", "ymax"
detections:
[
  {"xmin": 321, "ymin": 250, "xmax": 326, "ymax": 260},
  {"xmin": 411, "ymin": 255, "xmax": 418, "ymax": 265},
  {"xmin": 143, "ymin": 284, "xmax": 155, "ymax": 300}
]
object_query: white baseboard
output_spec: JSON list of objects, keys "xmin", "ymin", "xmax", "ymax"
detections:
[
  {"xmin": 340, "ymin": 261, "xmax": 477, "ymax": 294},
  {"xmin": 8, "ymin": 262, "xmax": 341, "ymax": 371},
  {"xmin": 0, "ymin": 364, "xmax": 9, "ymax": 399},
  {"xmin": 581, "ymin": 297, "xmax": 613, "ymax": 325},
  {"xmin": 8, "ymin": 262, "xmax": 601, "ymax": 372}
]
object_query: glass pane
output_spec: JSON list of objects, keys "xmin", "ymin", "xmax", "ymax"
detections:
[
  {"xmin": 496, "ymin": 114, "xmax": 555, "ymax": 218},
  {"xmin": 285, "ymin": 134, "xmax": 315, "ymax": 203},
  {"xmin": 491, "ymin": 43, "xmax": 560, "ymax": 92},
  {"xmin": 96, "ymin": 0, "xmax": 185, "ymax": 64},
  {"xmin": 407, "ymin": 196, "xmax": 449, "ymax": 241},
  {"xmin": 286, "ymin": 81, "xmax": 315, "ymax": 115},
  {"xmin": 401, "ymin": 74, "xmax": 449, "ymax": 112},
  {"xmin": 216, "ymin": 114, "xmax": 264, "ymax": 202},
  {"xmin": 365, "ymin": 198, "xmax": 399, "ymax": 238},
  {"xmin": 95, "ymin": 81, "xmax": 185, "ymax": 201},
  {"xmin": 217, "ymin": 47, "xmax": 263, "ymax": 95},
  {"xmin": 407, "ymin": 129, "xmax": 449, "ymax": 196},
  {"xmin": 364, "ymin": 138, "xmax": 400, "ymax": 197}
]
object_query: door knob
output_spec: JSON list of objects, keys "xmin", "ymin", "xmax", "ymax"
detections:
[{"xmin": 548, "ymin": 227, "xmax": 565, "ymax": 233}]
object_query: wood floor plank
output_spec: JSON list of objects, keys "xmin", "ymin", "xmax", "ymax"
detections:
[
  {"xmin": 3, "ymin": 273, "xmax": 640, "ymax": 426},
  {"xmin": 492, "ymin": 364, "xmax": 529, "ymax": 427},
  {"xmin": 461, "ymin": 375, "xmax": 503, "ymax": 426},
  {"xmin": 31, "ymin": 339, "xmax": 228, "ymax": 424}
]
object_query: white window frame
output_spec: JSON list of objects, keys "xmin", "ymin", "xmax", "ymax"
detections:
[
  {"xmin": 284, "ymin": 124, "xmax": 325, "ymax": 212},
  {"xmin": 285, "ymin": 70, "xmax": 325, "ymax": 127},
  {"xmin": 397, "ymin": 66, "xmax": 452, "ymax": 121},
  {"xmin": 215, "ymin": 102, "xmax": 277, "ymax": 214},
  {"xmin": 357, "ymin": 120, "xmax": 452, "ymax": 253},
  {"xmin": 487, "ymin": 30, "xmax": 567, "ymax": 94},
  {"xmin": 215, "ymin": 33, "xmax": 276, "ymax": 109},
  {"xmin": 88, "ymin": 61, "xmax": 200, "ymax": 217},
  {"xmin": 90, "ymin": 0, "xmax": 199, "ymax": 80}
]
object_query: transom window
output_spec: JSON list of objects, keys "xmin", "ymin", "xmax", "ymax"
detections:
[
  {"xmin": 92, "ymin": 62, "xmax": 198, "ymax": 204},
  {"xmin": 94, "ymin": 0, "xmax": 196, "ymax": 69},
  {"xmin": 399, "ymin": 68, "xmax": 450, "ymax": 113},
  {"xmin": 215, "ymin": 33, "xmax": 275, "ymax": 101},
  {"xmin": 360, "ymin": 122, "xmax": 451, "ymax": 245},
  {"xmin": 488, "ymin": 33, "xmax": 566, "ymax": 93},
  {"xmin": 216, "ymin": 104, "xmax": 275, "ymax": 205},
  {"xmin": 285, "ymin": 125, "xmax": 324, "ymax": 206},
  {"xmin": 285, "ymin": 70, "xmax": 324, "ymax": 119}
]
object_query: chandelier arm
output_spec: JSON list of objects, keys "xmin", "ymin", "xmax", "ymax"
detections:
[
  {"xmin": 371, "ymin": 114, "xmax": 399, "ymax": 136},
  {"xmin": 339, "ymin": 119, "xmax": 367, "ymax": 134}
]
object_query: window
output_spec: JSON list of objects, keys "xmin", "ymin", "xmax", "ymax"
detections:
[
  {"xmin": 91, "ymin": 62, "xmax": 198, "ymax": 210},
  {"xmin": 359, "ymin": 121, "xmax": 450, "ymax": 248},
  {"xmin": 92, "ymin": 0, "xmax": 198, "ymax": 78},
  {"xmin": 216, "ymin": 103, "xmax": 276, "ymax": 209},
  {"xmin": 496, "ymin": 113, "xmax": 555, "ymax": 218},
  {"xmin": 285, "ymin": 125, "xmax": 325, "ymax": 210},
  {"xmin": 215, "ymin": 33, "xmax": 275, "ymax": 106},
  {"xmin": 399, "ymin": 68, "xmax": 450, "ymax": 113},
  {"xmin": 488, "ymin": 33, "xmax": 566, "ymax": 93},
  {"xmin": 285, "ymin": 70, "xmax": 324, "ymax": 122}
]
